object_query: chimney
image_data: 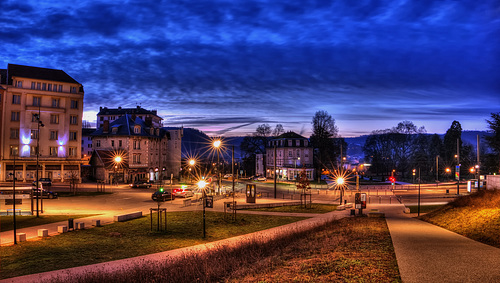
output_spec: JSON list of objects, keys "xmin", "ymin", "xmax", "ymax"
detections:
[
  {"xmin": 131, "ymin": 114, "xmax": 136, "ymax": 121},
  {"xmin": 103, "ymin": 120, "xmax": 109, "ymax": 133}
]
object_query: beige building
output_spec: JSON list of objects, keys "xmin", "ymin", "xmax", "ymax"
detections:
[{"xmin": 0, "ymin": 64, "xmax": 84, "ymax": 182}]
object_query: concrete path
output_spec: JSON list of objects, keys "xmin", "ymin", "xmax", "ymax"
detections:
[
  {"xmin": 383, "ymin": 204, "xmax": 500, "ymax": 283},
  {"xmin": 1, "ymin": 208, "xmax": 352, "ymax": 282}
]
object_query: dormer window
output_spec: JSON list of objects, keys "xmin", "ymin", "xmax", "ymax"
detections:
[
  {"xmin": 112, "ymin": 127, "xmax": 118, "ymax": 134},
  {"xmin": 134, "ymin": 125, "xmax": 141, "ymax": 134}
]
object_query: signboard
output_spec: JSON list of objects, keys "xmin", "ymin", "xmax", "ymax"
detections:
[
  {"xmin": 355, "ymin": 193, "xmax": 367, "ymax": 209},
  {"xmin": 205, "ymin": 196, "xmax": 214, "ymax": 208},
  {"xmin": 455, "ymin": 165, "xmax": 460, "ymax": 180},
  {"xmin": 246, "ymin": 184, "xmax": 256, "ymax": 203}
]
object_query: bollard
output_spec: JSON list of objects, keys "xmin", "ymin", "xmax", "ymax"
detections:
[
  {"xmin": 38, "ymin": 229, "xmax": 49, "ymax": 237},
  {"xmin": 92, "ymin": 219, "xmax": 101, "ymax": 227},
  {"xmin": 17, "ymin": 233, "xmax": 27, "ymax": 242},
  {"xmin": 58, "ymin": 226, "xmax": 68, "ymax": 233},
  {"xmin": 68, "ymin": 218, "xmax": 74, "ymax": 231}
]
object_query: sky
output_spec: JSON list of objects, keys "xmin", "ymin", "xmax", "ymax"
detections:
[{"xmin": 1, "ymin": 0, "xmax": 499, "ymax": 137}]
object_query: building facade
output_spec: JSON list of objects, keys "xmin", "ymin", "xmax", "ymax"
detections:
[
  {"xmin": 90, "ymin": 114, "xmax": 182, "ymax": 183},
  {"xmin": 265, "ymin": 132, "xmax": 314, "ymax": 180},
  {"xmin": 0, "ymin": 64, "xmax": 84, "ymax": 182}
]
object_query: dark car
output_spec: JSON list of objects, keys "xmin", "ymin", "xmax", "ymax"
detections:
[
  {"xmin": 151, "ymin": 189, "xmax": 175, "ymax": 202},
  {"xmin": 32, "ymin": 188, "xmax": 58, "ymax": 199},
  {"xmin": 32, "ymin": 178, "xmax": 52, "ymax": 187},
  {"xmin": 129, "ymin": 180, "xmax": 153, "ymax": 188}
]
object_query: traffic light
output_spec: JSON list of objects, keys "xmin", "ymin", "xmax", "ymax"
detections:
[
  {"xmin": 389, "ymin": 176, "xmax": 396, "ymax": 183},
  {"xmin": 159, "ymin": 187, "xmax": 164, "ymax": 192}
]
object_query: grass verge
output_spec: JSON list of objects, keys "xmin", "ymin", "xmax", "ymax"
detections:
[
  {"xmin": 0, "ymin": 215, "xmax": 98, "ymax": 231},
  {"xmin": 45, "ymin": 217, "xmax": 400, "ymax": 283},
  {"xmin": 0, "ymin": 211, "xmax": 304, "ymax": 279},
  {"xmin": 420, "ymin": 190, "xmax": 500, "ymax": 248},
  {"xmin": 248, "ymin": 203, "xmax": 337, "ymax": 213},
  {"xmin": 407, "ymin": 204, "xmax": 444, "ymax": 214}
]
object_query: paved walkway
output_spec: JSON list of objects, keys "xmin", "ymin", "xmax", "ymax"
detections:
[{"xmin": 382, "ymin": 204, "xmax": 500, "ymax": 283}]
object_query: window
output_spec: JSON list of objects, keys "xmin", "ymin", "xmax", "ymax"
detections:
[
  {"xmin": 10, "ymin": 128, "xmax": 19, "ymax": 139},
  {"xmin": 16, "ymin": 81, "xmax": 23, "ymax": 88},
  {"xmin": 50, "ymin": 114, "xmax": 59, "ymax": 124},
  {"xmin": 133, "ymin": 140, "xmax": 140, "ymax": 149},
  {"xmin": 31, "ymin": 82, "xmax": 36, "ymax": 89},
  {"xmin": 288, "ymin": 150, "xmax": 292, "ymax": 157},
  {"xmin": 33, "ymin": 96, "xmax": 41, "ymax": 106},
  {"xmin": 70, "ymin": 115, "xmax": 78, "ymax": 125},
  {"xmin": 52, "ymin": 98, "xmax": 60, "ymax": 108},
  {"xmin": 31, "ymin": 146, "xmax": 37, "ymax": 156},
  {"xmin": 37, "ymin": 82, "xmax": 41, "ymax": 90},
  {"xmin": 12, "ymin": 95, "xmax": 21, "ymax": 104},
  {"xmin": 42, "ymin": 83, "xmax": 46, "ymax": 90},
  {"xmin": 111, "ymin": 140, "xmax": 115, "ymax": 147},
  {"xmin": 48, "ymin": 84, "xmax": 52, "ymax": 91},
  {"xmin": 11, "ymin": 111, "xmax": 20, "ymax": 121},
  {"xmin": 58, "ymin": 85, "xmax": 63, "ymax": 92},
  {"xmin": 69, "ymin": 147, "xmax": 77, "ymax": 156},
  {"xmin": 10, "ymin": 146, "xmax": 19, "ymax": 156},
  {"xmin": 71, "ymin": 100, "xmax": 78, "ymax": 109},
  {"xmin": 96, "ymin": 140, "xmax": 101, "ymax": 148},
  {"xmin": 31, "ymin": 129, "xmax": 39, "ymax": 139},
  {"xmin": 50, "ymin": 130, "xmax": 58, "ymax": 140},
  {"xmin": 134, "ymin": 126, "xmax": 141, "ymax": 134},
  {"xmin": 119, "ymin": 140, "xmax": 122, "ymax": 147},
  {"xmin": 69, "ymin": 131, "xmax": 77, "ymax": 141},
  {"xmin": 133, "ymin": 153, "xmax": 141, "ymax": 164},
  {"xmin": 70, "ymin": 86, "xmax": 77, "ymax": 93},
  {"xmin": 50, "ymin": 147, "xmax": 58, "ymax": 156}
]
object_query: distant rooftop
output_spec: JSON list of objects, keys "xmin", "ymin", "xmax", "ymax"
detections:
[
  {"xmin": 1, "ymin": 63, "xmax": 81, "ymax": 85},
  {"xmin": 97, "ymin": 106, "xmax": 160, "ymax": 118}
]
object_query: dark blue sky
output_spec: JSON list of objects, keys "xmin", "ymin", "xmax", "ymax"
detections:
[{"xmin": 2, "ymin": 0, "xmax": 499, "ymax": 136}]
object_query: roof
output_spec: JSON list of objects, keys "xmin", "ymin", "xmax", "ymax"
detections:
[
  {"xmin": 6, "ymin": 64, "xmax": 80, "ymax": 85},
  {"xmin": 97, "ymin": 106, "xmax": 160, "ymax": 118},
  {"xmin": 0, "ymin": 69, "xmax": 6, "ymax": 84},
  {"xmin": 274, "ymin": 131, "xmax": 307, "ymax": 140},
  {"xmin": 82, "ymin": 128, "xmax": 97, "ymax": 136},
  {"xmin": 91, "ymin": 114, "xmax": 167, "ymax": 138}
]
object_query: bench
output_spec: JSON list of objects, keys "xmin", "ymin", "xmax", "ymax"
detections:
[{"xmin": 114, "ymin": 211, "xmax": 143, "ymax": 222}]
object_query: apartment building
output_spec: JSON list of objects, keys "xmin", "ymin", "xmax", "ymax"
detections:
[
  {"xmin": 265, "ymin": 132, "xmax": 314, "ymax": 180},
  {"xmin": 97, "ymin": 106, "xmax": 162, "ymax": 128},
  {"xmin": 90, "ymin": 114, "xmax": 182, "ymax": 183},
  {"xmin": 0, "ymin": 64, "xmax": 84, "ymax": 182}
]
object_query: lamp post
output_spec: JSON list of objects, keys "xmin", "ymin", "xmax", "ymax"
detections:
[
  {"xmin": 12, "ymin": 153, "xmax": 17, "ymax": 244},
  {"xmin": 213, "ymin": 140, "xmax": 221, "ymax": 194},
  {"xmin": 188, "ymin": 159, "xmax": 195, "ymax": 183},
  {"xmin": 33, "ymin": 110, "xmax": 44, "ymax": 218},
  {"xmin": 114, "ymin": 155, "xmax": 122, "ymax": 185},
  {"xmin": 336, "ymin": 177, "xmax": 345, "ymax": 205},
  {"xmin": 197, "ymin": 179, "xmax": 208, "ymax": 238}
]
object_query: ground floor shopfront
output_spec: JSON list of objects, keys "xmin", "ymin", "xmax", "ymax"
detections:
[
  {"xmin": 266, "ymin": 166, "xmax": 315, "ymax": 181},
  {"xmin": 0, "ymin": 159, "xmax": 81, "ymax": 182}
]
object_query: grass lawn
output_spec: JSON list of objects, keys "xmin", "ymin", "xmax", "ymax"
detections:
[
  {"xmin": 0, "ymin": 215, "xmax": 98, "ymax": 231},
  {"xmin": 0, "ymin": 211, "xmax": 305, "ymax": 279},
  {"xmin": 407, "ymin": 204, "xmax": 444, "ymax": 214},
  {"xmin": 248, "ymin": 203, "xmax": 338, "ymax": 213},
  {"xmin": 420, "ymin": 190, "xmax": 500, "ymax": 248}
]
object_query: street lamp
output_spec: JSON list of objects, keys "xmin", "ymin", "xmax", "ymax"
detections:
[
  {"xmin": 213, "ymin": 140, "xmax": 221, "ymax": 194},
  {"xmin": 33, "ymin": 112, "xmax": 44, "ymax": 218},
  {"xmin": 188, "ymin": 159, "xmax": 196, "ymax": 183},
  {"xmin": 113, "ymin": 155, "xmax": 122, "ymax": 185},
  {"xmin": 197, "ymin": 179, "xmax": 208, "ymax": 238}
]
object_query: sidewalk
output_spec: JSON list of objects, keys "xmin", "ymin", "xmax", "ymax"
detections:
[
  {"xmin": 383, "ymin": 204, "xmax": 500, "ymax": 283},
  {"xmin": 1, "ymin": 208, "xmax": 352, "ymax": 282}
]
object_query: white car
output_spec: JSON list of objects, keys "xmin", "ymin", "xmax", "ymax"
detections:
[
  {"xmin": 174, "ymin": 188, "xmax": 195, "ymax": 198},
  {"xmin": 255, "ymin": 176, "xmax": 267, "ymax": 181}
]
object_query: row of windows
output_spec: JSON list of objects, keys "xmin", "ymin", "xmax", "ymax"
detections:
[
  {"xmin": 15, "ymin": 80, "xmax": 78, "ymax": 94},
  {"xmin": 11, "ymin": 94, "xmax": 79, "ymax": 109},
  {"xmin": 94, "ymin": 139, "xmax": 146, "ymax": 149},
  {"xmin": 269, "ymin": 139, "xmax": 309, "ymax": 147},
  {"xmin": 10, "ymin": 145, "xmax": 78, "ymax": 157},
  {"xmin": 10, "ymin": 111, "xmax": 79, "ymax": 125},
  {"xmin": 9, "ymin": 129, "xmax": 78, "ymax": 141}
]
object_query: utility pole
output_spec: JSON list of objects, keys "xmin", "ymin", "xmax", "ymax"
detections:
[
  {"xmin": 456, "ymin": 138, "xmax": 460, "ymax": 195},
  {"xmin": 274, "ymin": 144, "xmax": 277, "ymax": 199},
  {"xmin": 477, "ymin": 135, "xmax": 480, "ymax": 189}
]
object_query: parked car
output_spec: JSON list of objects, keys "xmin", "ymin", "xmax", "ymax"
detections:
[
  {"xmin": 32, "ymin": 178, "xmax": 52, "ymax": 187},
  {"xmin": 173, "ymin": 188, "xmax": 195, "ymax": 198},
  {"xmin": 151, "ymin": 189, "xmax": 175, "ymax": 202},
  {"xmin": 254, "ymin": 176, "xmax": 267, "ymax": 181},
  {"xmin": 129, "ymin": 180, "xmax": 153, "ymax": 188},
  {"xmin": 32, "ymin": 188, "xmax": 58, "ymax": 199},
  {"xmin": 223, "ymin": 174, "xmax": 232, "ymax": 179}
]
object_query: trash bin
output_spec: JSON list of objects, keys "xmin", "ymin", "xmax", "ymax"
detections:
[
  {"xmin": 446, "ymin": 189, "xmax": 449, "ymax": 194},
  {"xmin": 350, "ymin": 209, "xmax": 355, "ymax": 216},
  {"xmin": 344, "ymin": 200, "xmax": 347, "ymax": 204},
  {"xmin": 68, "ymin": 218, "xmax": 74, "ymax": 231}
]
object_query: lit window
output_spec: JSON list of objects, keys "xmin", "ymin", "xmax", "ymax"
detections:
[
  {"xmin": 50, "ymin": 114, "xmax": 59, "ymax": 124},
  {"xmin": 69, "ymin": 147, "xmax": 77, "ymax": 156},
  {"xmin": 10, "ymin": 145, "xmax": 19, "ymax": 156},
  {"xmin": 134, "ymin": 126, "xmax": 141, "ymax": 134},
  {"xmin": 31, "ymin": 146, "xmax": 37, "ymax": 156},
  {"xmin": 50, "ymin": 147, "xmax": 58, "ymax": 156},
  {"xmin": 12, "ymin": 95, "xmax": 21, "ymax": 104},
  {"xmin": 31, "ymin": 129, "xmax": 39, "ymax": 139}
]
